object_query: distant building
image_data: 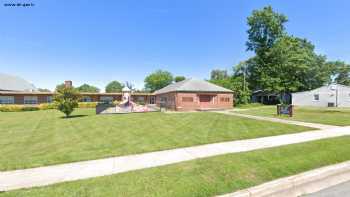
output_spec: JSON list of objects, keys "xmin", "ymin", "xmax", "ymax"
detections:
[
  {"xmin": 0, "ymin": 74, "xmax": 233, "ymax": 111},
  {"xmin": 154, "ymin": 79, "xmax": 233, "ymax": 111},
  {"xmin": 251, "ymin": 90, "xmax": 291, "ymax": 105},
  {"xmin": 0, "ymin": 74, "xmax": 155, "ymax": 105},
  {"xmin": 0, "ymin": 73, "xmax": 36, "ymax": 92},
  {"xmin": 292, "ymin": 84, "xmax": 350, "ymax": 107}
]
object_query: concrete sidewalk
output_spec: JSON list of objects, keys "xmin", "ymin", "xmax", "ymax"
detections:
[
  {"xmin": 1, "ymin": 127, "xmax": 350, "ymax": 192},
  {"xmin": 214, "ymin": 111, "xmax": 338, "ymax": 130}
]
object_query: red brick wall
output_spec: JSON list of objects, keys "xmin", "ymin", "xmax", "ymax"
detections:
[
  {"xmin": 177, "ymin": 92, "xmax": 234, "ymax": 111},
  {"xmin": 14, "ymin": 95, "xmax": 24, "ymax": 104},
  {"xmin": 155, "ymin": 92, "xmax": 233, "ymax": 111}
]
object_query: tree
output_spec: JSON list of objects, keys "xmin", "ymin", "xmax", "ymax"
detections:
[
  {"xmin": 77, "ymin": 84, "xmax": 100, "ymax": 93},
  {"xmin": 209, "ymin": 65, "xmax": 251, "ymax": 105},
  {"xmin": 55, "ymin": 83, "xmax": 66, "ymax": 91},
  {"xmin": 210, "ymin": 69, "xmax": 228, "ymax": 80},
  {"xmin": 174, "ymin": 76, "xmax": 186, "ymax": 82},
  {"xmin": 246, "ymin": 5, "xmax": 288, "ymax": 54},
  {"xmin": 38, "ymin": 88, "xmax": 51, "ymax": 92},
  {"xmin": 105, "ymin": 81, "xmax": 124, "ymax": 93},
  {"xmin": 327, "ymin": 61, "xmax": 350, "ymax": 86},
  {"xmin": 144, "ymin": 70, "xmax": 173, "ymax": 92},
  {"xmin": 244, "ymin": 6, "xmax": 334, "ymax": 102},
  {"xmin": 54, "ymin": 87, "xmax": 80, "ymax": 118}
]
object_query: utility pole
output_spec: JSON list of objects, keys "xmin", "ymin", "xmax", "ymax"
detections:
[
  {"xmin": 243, "ymin": 62, "xmax": 247, "ymax": 92},
  {"xmin": 336, "ymin": 86, "xmax": 338, "ymax": 107}
]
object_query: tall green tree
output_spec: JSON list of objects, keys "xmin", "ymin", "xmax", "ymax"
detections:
[
  {"xmin": 105, "ymin": 81, "xmax": 124, "ymax": 93},
  {"xmin": 54, "ymin": 87, "xmax": 80, "ymax": 118},
  {"xmin": 246, "ymin": 5, "xmax": 288, "ymax": 54},
  {"xmin": 245, "ymin": 6, "xmax": 333, "ymax": 100},
  {"xmin": 144, "ymin": 70, "xmax": 173, "ymax": 92},
  {"xmin": 77, "ymin": 84, "xmax": 100, "ymax": 93},
  {"xmin": 174, "ymin": 76, "xmax": 186, "ymax": 82},
  {"xmin": 327, "ymin": 61, "xmax": 350, "ymax": 86},
  {"xmin": 255, "ymin": 36, "xmax": 329, "ymax": 94},
  {"xmin": 210, "ymin": 69, "xmax": 228, "ymax": 80}
]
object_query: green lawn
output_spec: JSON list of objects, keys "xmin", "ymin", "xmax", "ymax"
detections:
[
  {"xmin": 0, "ymin": 109, "xmax": 312, "ymax": 171},
  {"xmin": 2, "ymin": 136, "xmax": 350, "ymax": 197},
  {"xmin": 236, "ymin": 105, "xmax": 350, "ymax": 126}
]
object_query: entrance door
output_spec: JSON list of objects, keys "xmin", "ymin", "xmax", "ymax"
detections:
[{"xmin": 199, "ymin": 95, "xmax": 214, "ymax": 108}]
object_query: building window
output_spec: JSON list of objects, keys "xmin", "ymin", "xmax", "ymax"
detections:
[
  {"xmin": 220, "ymin": 97, "xmax": 230, "ymax": 102},
  {"xmin": 81, "ymin": 96, "xmax": 92, "ymax": 102},
  {"xmin": 100, "ymin": 96, "xmax": 113, "ymax": 103},
  {"xmin": 47, "ymin": 96, "xmax": 53, "ymax": 103},
  {"xmin": 150, "ymin": 96, "xmax": 155, "ymax": 104},
  {"xmin": 313, "ymin": 94, "xmax": 319, "ymax": 101},
  {"xmin": 182, "ymin": 97, "xmax": 193, "ymax": 102},
  {"xmin": 0, "ymin": 96, "xmax": 14, "ymax": 104},
  {"xmin": 160, "ymin": 97, "xmax": 167, "ymax": 103},
  {"xmin": 24, "ymin": 96, "xmax": 38, "ymax": 104}
]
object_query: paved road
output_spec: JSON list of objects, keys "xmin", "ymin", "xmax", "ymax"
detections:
[{"xmin": 306, "ymin": 181, "xmax": 350, "ymax": 197}]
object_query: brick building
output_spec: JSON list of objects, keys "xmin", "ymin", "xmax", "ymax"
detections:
[
  {"xmin": 154, "ymin": 79, "xmax": 233, "ymax": 111},
  {"xmin": 0, "ymin": 74, "xmax": 233, "ymax": 111}
]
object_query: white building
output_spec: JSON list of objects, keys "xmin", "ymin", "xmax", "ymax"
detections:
[{"xmin": 292, "ymin": 84, "xmax": 350, "ymax": 107}]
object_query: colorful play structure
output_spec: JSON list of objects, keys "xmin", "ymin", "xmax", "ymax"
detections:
[
  {"xmin": 116, "ymin": 87, "xmax": 153, "ymax": 113},
  {"xmin": 96, "ymin": 87, "xmax": 159, "ymax": 114}
]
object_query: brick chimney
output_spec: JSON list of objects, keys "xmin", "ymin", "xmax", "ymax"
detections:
[{"xmin": 64, "ymin": 80, "xmax": 73, "ymax": 88}]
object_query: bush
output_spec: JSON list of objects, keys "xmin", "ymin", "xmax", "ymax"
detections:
[
  {"xmin": 78, "ymin": 102, "xmax": 98, "ymax": 108},
  {"xmin": 38, "ymin": 103, "xmax": 57, "ymax": 110},
  {"xmin": 0, "ymin": 105, "xmax": 40, "ymax": 112},
  {"xmin": 54, "ymin": 87, "xmax": 80, "ymax": 117}
]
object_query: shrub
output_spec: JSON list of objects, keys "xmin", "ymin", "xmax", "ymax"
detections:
[
  {"xmin": 38, "ymin": 103, "xmax": 57, "ymax": 110},
  {"xmin": 54, "ymin": 87, "xmax": 80, "ymax": 117},
  {"xmin": 0, "ymin": 105, "xmax": 40, "ymax": 112}
]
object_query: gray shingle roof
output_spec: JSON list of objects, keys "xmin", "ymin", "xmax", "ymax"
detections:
[
  {"xmin": 0, "ymin": 73, "xmax": 37, "ymax": 92},
  {"xmin": 154, "ymin": 79, "xmax": 233, "ymax": 94}
]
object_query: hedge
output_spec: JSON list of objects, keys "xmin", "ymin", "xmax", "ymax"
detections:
[
  {"xmin": 0, "ymin": 102, "xmax": 99, "ymax": 112},
  {"xmin": 0, "ymin": 105, "xmax": 40, "ymax": 112}
]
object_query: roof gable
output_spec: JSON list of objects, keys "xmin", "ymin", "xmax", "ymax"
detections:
[
  {"xmin": 0, "ymin": 73, "xmax": 37, "ymax": 92},
  {"xmin": 154, "ymin": 79, "xmax": 233, "ymax": 94}
]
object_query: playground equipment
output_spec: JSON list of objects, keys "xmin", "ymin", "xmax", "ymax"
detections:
[{"xmin": 96, "ymin": 87, "xmax": 159, "ymax": 114}]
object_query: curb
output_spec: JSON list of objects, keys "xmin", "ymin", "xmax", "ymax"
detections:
[{"xmin": 217, "ymin": 160, "xmax": 350, "ymax": 197}]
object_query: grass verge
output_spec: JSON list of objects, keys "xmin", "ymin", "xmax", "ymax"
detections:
[
  {"xmin": 2, "ymin": 136, "xmax": 350, "ymax": 196},
  {"xmin": 0, "ymin": 108, "xmax": 312, "ymax": 171}
]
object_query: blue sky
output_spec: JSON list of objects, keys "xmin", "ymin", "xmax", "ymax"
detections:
[{"xmin": 1, "ymin": 0, "xmax": 349, "ymax": 91}]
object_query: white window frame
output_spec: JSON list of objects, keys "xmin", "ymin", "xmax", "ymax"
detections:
[
  {"xmin": 0, "ymin": 96, "xmax": 15, "ymax": 104},
  {"xmin": 313, "ymin": 94, "xmax": 320, "ymax": 101},
  {"xmin": 24, "ymin": 96, "xmax": 38, "ymax": 105}
]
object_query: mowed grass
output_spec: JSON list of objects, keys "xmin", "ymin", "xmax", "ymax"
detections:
[
  {"xmin": 0, "ymin": 109, "xmax": 312, "ymax": 171},
  {"xmin": 237, "ymin": 105, "xmax": 350, "ymax": 126},
  {"xmin": 2, "ymin": 136, "xmax": 350, "ymax": 197}
]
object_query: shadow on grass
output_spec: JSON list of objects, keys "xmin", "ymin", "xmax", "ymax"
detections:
[{"xmin": 60, "ymin": 115, "xmax": 88, "ymax": 119}]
